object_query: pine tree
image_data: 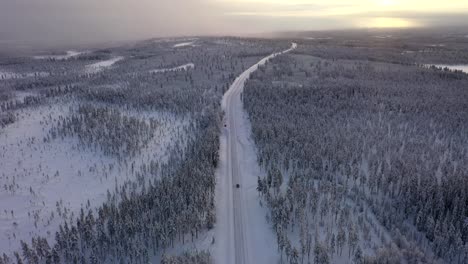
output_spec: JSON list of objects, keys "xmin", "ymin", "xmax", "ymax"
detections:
[{"xmin": 354, "ymin": 246, "xmax": 363, "ymax": 264}]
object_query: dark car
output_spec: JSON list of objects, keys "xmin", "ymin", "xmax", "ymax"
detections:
[{"xmin": 236, "ymin": 184, "xmax": 240, "ymax": 188}]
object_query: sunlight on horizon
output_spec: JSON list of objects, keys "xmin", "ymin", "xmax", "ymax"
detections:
[
  {"xmin": 217, "ymin": 0, "xmax": 468, "ymax": 29},
  {"xmin": 358, "ymin": 17, "xmax": 417, "ymax": 28}
]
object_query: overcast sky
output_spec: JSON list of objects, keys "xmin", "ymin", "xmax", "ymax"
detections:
[{"xmin": 1, "ymin": 0, "xmax": 467, "ymax": 46}]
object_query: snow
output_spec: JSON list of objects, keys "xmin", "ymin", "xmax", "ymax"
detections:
[
  {"xmin": 426, "ymin": 44, "xmax": 445, "ymax": 47},
  {"xmin": 33, "ymin": 50, "xmax": 86, "ymax": 60},
  {"xmin": 374, "ymin": 35, "xmax": 393, "ymax": 39},
  {"xmin": 304, "ymin": 37, "xmax": 332, "ymax": 40},
  {"xmin": 153, "ymin": 37, "xmax": 198, "ymax": 44},
  {"xmin": 0, "ymin": 71, "xmax": 23, "ymax": 80},
  {"xmin": 213, "ymin": 39, "xmax": 232, "ymax": 45},
  {"xmin": 15, "ymin": 91, "xmax": 38, "ymax": 103},
  {"xmin": 0, "ymin": 103, "xmax": 189, "ymax": 256},
  {"xmin": 0, "ymin": 71, "xmax": 49, "ymax": 80},
  {"xmin": 431, "ymin": 64, "xmax": 468, "ymax": 73},
  {"xmin": 150, "ymin": 63, "xmax": 195, "ymax": 74},
  {"xmin": 150, "ymin": 229, "xmax": 215, "ymax": 263},
  {"xmin": 173, "ymin": 42, "xmax": 197, "ymax": 48},
  {"xmin": 214, "ymin": 43, "xmax": 296, "ymax": 264},
  {"xmin": 401, "ymin": 50, "xmax": 415, "ymax": 55},
  {"xmin": 85, "ymin": 56, "xmax": 124, "ymax": 73}
]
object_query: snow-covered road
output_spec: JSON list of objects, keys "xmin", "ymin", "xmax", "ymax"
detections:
[{"xmin": 214, "ymin": 43, "xmax": 297, "ymax": 264}]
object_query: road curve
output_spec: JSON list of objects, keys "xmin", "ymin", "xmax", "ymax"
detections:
[{"xmin": 217, "ymin": 43, "xmax": 297, "ymax": 264}]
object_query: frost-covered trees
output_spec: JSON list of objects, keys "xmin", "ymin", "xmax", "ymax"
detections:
[
  {"xmin": 0, "ymin": 112, "xmax": 15, "ymax": 128},
  {"xmin": 245, "ymin": 46, "xmax": 468, "ymax": 263},
  {"xmin": 1, "ymin": 38, "xmax": 291, "ymax": 263},
  {"xmin": 49, "ymin": 105, "xmax": 157, "ymax": 158}
]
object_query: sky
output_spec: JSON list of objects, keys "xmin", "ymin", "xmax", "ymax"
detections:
[{"xmin": 0, "ymin": 0, "xmax": 467, "ymax": 46}]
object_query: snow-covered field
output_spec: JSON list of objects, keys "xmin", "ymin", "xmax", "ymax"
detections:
[
  {"xmin": 150, "ymin": 63, "xmax": 195, "ymax": 74},
  {"xmin": 0, "ymin": 103, "xmax": 189, "ymax": 255},
  {"xmin": 432, "ymin": 64, "xmax": 468, "ymax": 73},
  {"xmin": 85, "ymin": 56, "xmax": 124, "ymax": 73},
  {"xmin": 33, "ymin": 51, "xmax": 86, "ymax": 60},
  {"xmin": 304, "ymin": 37, "xmax": 332, "ymax": 40},
  {"xmin": 173, "ymin": 41, "xmax": 197, "ymax": 48}
]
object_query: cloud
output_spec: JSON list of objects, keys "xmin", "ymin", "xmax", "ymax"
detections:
[
  {"xmin": 220, "ymin": 1, "xmax": 468, "ymax": 30},
  {"xmin": 0, "ymin": 0, "xmax": 224, "ymax": 46},
  {"xmin": 0, "ymin": 0, "xmax": 467, "ymax": 47}
]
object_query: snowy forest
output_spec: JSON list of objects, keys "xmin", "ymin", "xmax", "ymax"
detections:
[
  {"xmin": 244, "ymin": 36, "xmax": 468, "ymax": 264},
  {"xmin": 0, "ymin": 38, "xmax": 289, "ymax": 263},
  {"xmin": 1, "ymin": 30, "xmax": 468, "ymax": 264}
]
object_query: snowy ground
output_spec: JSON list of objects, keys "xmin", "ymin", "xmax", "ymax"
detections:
[
  {"xmin": 33, "ymin": 51, "xmax": 87, "ymax": 60},
  {"xmin": 150, "ymin": 229, "xmax": 215, "ymax": 263},
  {"xmin": 304, "ymin": 37, "xmax": 332, "ymax": 40},
  {"xmin": 173, "ymin": 41, "xmax": 197, "ymax": 48},
  {"xmin": 14, "ymin": 91, "xmax": 39, "ymax": 103},
  {"xmin": 0, "ymin": 102, "xmax": 189, "ymax": 256},
  {"xmin": 85, "ymin": 56, "xmax": 124, "ymax": 73},
  {"xmin": 214, "ymin": 43, "xmax": 296, "ymax": 264},
  {"xmin": 432, "ymin": 64, "xmax": 468, "ymax": 73},
  {"xmin": 150, "ymin": 63, "xmax": 195, "ymax": 74}
]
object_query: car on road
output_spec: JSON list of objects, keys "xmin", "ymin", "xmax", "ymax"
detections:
[{"xmin": 236, "ymin": 184, "xmax": 240, "ymax": 188}]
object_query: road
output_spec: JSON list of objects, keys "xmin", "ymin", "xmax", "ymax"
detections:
[{"xmin": 215, "ymin": 43, "xmax": 297, "ymax": 264}]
